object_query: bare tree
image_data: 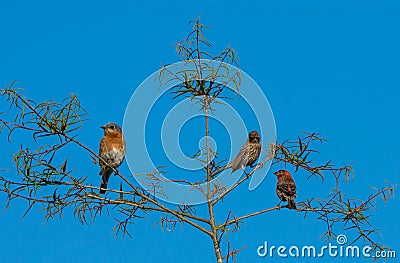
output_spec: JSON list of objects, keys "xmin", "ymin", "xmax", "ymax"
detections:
[{"xmin": 0, "ymin": 18, "xmax": 395, "ymax": 263}]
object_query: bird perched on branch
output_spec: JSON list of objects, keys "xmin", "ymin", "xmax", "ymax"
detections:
[
  {"xmin": 230, "ymin": 130, "xmax": 262, "ymax": 173},
  {"xmin": 98, "ymin": 122, "xmax": 126, "ymax": 194},
  {"xmin": 274, "ymin": 170, "xmax": 297, "ymax": 209}
]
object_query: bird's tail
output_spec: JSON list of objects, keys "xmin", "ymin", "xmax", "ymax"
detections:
[
  {"xmin": 99, "ymin": 170, "xmax": 111, "ymax": 194},
  {"xmin": 288, "ymin": 199, "xmax": 297, "ymax": 210}
]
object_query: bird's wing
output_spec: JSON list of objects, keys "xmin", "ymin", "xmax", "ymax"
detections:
[
  {"xmin": 99, "ymin": 137, "xmax": 107, "ymax": 165},
  {"xmin": 278, "ymin": 182, "xmax": 296, "ymax": 196},
  {"xmin": 231, "ymin": 141, "xmax": 249, "ymax": 173}
]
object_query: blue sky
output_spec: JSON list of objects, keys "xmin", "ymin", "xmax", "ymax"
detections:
[{"xmin": 1, "ymin": 0, "xmax": 399, "ymax": 262}]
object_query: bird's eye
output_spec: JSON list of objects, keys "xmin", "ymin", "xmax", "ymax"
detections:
[{"xmin": 110, "ymin": 125, "xmax": 115, "ymax": 129}]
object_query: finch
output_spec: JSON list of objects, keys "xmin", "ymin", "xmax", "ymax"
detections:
[
  {"xmin": 274, "ymin": 170, "xmax": 297, "ymax": 209},
  {"xmin": 230, "ymin": 130, "xmax": 262, "ymax": 173},
  {"xmin": 98, "ymin": 122, "xmax": 126, "ymax": 194}
]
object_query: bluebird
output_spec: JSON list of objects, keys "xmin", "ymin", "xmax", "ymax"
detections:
[
  {"xmin": 230, "ymin": 130, "xmax": 262, "ymax": 173},
  {"xmin": 98, "ymin": 122, "xmax": 126, "ymax": 194}
]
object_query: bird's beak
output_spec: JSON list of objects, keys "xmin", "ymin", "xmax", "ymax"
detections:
[
  {"xmin": 100, "ymin": 125, "xmax": 106, "ymax": 129},
  {"xmin": 273, "ymin": 171, "xmax": 279, "ymax": 176}
]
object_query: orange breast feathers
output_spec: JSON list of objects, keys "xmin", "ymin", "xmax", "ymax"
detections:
[{"xmin": 100, "ymin": 132, "xmax": 126, "ymax": 152}]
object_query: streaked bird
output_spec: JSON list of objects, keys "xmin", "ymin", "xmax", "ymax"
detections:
[{"xmin": 230, "ymin": 130, "xmax": 262, "ymax": 173}]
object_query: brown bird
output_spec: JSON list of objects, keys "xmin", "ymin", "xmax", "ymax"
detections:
[
  {"xmin": 230, "ymin": 130, "xmax": 262, "ymax": 173},
  {"xmin": 98, "ymin": 122, "xmax": 126, "ymax": 194},
  {"xmin": 274, "ymin": 170, "xmax": 297, "ymax": 209}
]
